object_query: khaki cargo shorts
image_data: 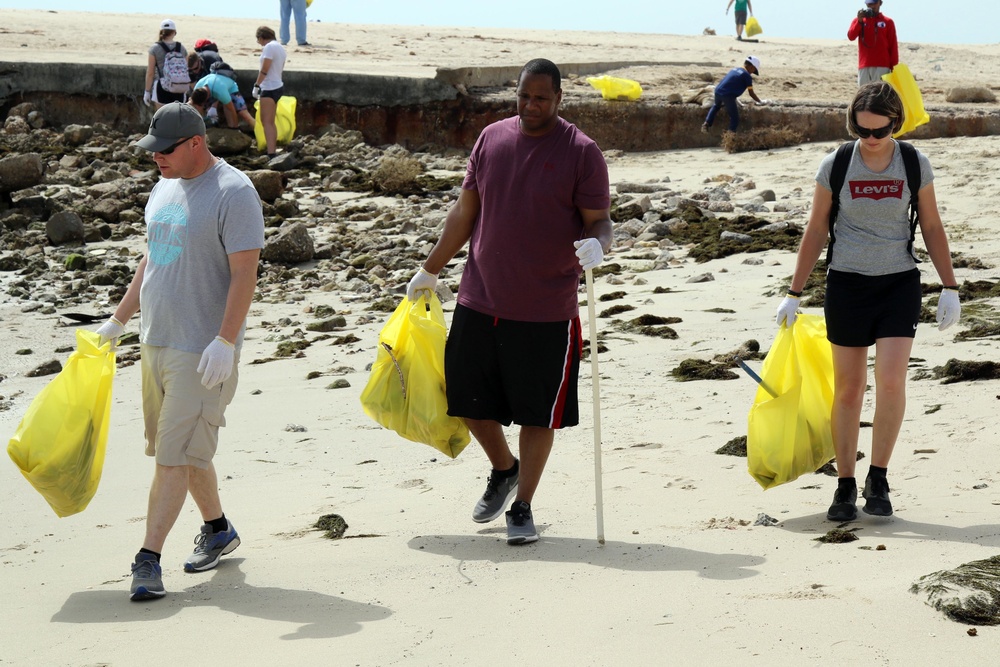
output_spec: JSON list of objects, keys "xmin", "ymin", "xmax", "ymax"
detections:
[{"xmin": 141, "ymin": 344, "xmax": 239, "ymax": 469}]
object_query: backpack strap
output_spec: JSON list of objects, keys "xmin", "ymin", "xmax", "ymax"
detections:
[
  {"xmin": 824, "ymin": 142, "xmax": 855, "ymax": 266},
  {"xmin": 897, "ymin": 140, "xmax": 922, "ymax": 262}
]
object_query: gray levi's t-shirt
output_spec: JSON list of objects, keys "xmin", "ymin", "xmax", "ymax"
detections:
[
  {"xmin": 816, "ymin": 140, "xmax": 934, "ymax": 276},
  {"xmin": 139, "ymin": 159, "xmax": 264, "ymax": 354}
]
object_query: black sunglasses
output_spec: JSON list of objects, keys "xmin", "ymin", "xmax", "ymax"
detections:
[
  {"xmin": 854, "ymin": 122, "xmax": 894, "ymax": 139},
  {"xmin": 157, "ymin": 136, "xmax": 194, "ymax": 155}
]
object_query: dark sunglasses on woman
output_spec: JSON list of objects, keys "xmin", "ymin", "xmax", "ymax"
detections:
[{"xmin": 854, "ymin": 122, "xmax": 894, "ymax": 139}]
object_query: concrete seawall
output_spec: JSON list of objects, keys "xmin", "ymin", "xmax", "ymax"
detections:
[{"xmin": 3, "ymin": 61, "xmax": 999, "ymax": 151}]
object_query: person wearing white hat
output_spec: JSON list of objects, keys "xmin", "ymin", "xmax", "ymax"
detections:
[
  {"xmin": 701, "ymin": 56, "xmax": 767, "ymax": 134},
  {"xmin": 144, "ymin": 19, "xmax": 190, "ymax": 108},
  {"xmin": 848, "ymin": 0, "xmax": 898, "ymax": 86}
]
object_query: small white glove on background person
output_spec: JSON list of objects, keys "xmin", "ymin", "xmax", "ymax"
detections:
[
  {"xmin": 406, "ymin": 267, "xmax": 438, "ymax": 302},
  {"xmin": 574, "ymin": 238, "xmax": 604, "ymax": 271},
  {"xmin": 937, "ymin": 289, "xmax": 961, "ymax": 331},
  {"xmin": 775, "ymin": 295, "xmax": 800, "ymax": 327},
  {"xmin": 197, "ymin": 336, "xmax": 235, "ymax": 389},
  {"xmin": 143, "ymin": 90, "xmax": 152, "ymax": 106},
  {"xmin": 252, "ymin": 85, "xmax": 262, "ymax": 99},
  {"xmin": 96, "ymin": 316, "xmax": 126, "ymax": 348}
]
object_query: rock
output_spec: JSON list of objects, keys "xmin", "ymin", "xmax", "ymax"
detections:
[
  {"xmin": 0, "ymin": 153, "xmax": 44, "ymax": 192},
  {"xmin": 64, "ymin": 253, "xmax": 87, "ymax": 271},
  {"xmin": 46, "ymin": 211, "xmax": 86, "ymax": 246},
  {"xmin": 3, "ymin": 115, "xmax": 30, "ymax": 135},
  {"xmin": 26, "ymin": 359, "xmax": 62, "ymax": 377},
  {"xmin": 26, "ymin": 110, "xmax": 46, "ymax": 129},
  {"xmin": 666, "ymin": 92, "xmax": 683, "ymax": 104},
  {"xmin": 706, "ymin": 201, "xmax": 734, "ymax": 213},
  {"xmin": 615, "ymin": 182, "xmax": 664, "ymax": 194},
  {"xmin": 246, "ymin": 169, "xmax": 284, "ymax": 202},
  {"xmin": 720, "ymin": 231, "xmax": 752, "ymax": 243},
  {"xmin": 653, "ymin": 250, "xmax": 675, "ymax": 270},
  {"xmin": 261, "ymin": 221, "xmax": 315, "ymax": 263},
  {"xmin": 945, "ymin": 86, "xmax": 997, "ymax": 103},
  {"xmin": 0, "ymin": 255, "xmax": 26, "ymax": 271},
  {"xmin": 267, "ymin": 152, "xmax": 298, "ymax": 171},
  {"xmin": 91, "ymin": 199, "xmax": 122, "ymax": 223},
  {"xmin": 306, "ymin": 316, "xmax": 347, "ymax": 332},
  {"xmin": 8, "ymin": 102, "xmax": 35, "ymax": 118},
  {"xmin": 63, "ymin": 124, "xmax": 94, "ymax": 146},
  {"xmin": 206, "ymin": 127, "xmax": 253, "ymax": 156},
  {"xmin": 758, "ymin": 189, "xmax": 777, "ymax": 202},
  {"xmin": 327, "ymin": 379, "xmax": 351, "ymax": 389},
  {"xmin": 686, "ymin": 272, "xmax": 715, "ymax": 283}
]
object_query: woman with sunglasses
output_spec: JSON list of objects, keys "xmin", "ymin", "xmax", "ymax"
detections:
[{"xmin": 775, "ymin": 81, "xmax": 960, "ymax": 522}]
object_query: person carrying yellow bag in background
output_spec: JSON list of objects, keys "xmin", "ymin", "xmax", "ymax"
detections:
[
  {"xmin": 7, "ymin": 329, "xmax": 115, "ymax": 517},
  {"xmin": 725, "ymin": 0, "xmax": 754, "ymax": 41}
]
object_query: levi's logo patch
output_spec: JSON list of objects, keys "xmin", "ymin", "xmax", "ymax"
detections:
[{"xmin": 850, "ymin": 179, "xmax": 904, "ymax": 201}]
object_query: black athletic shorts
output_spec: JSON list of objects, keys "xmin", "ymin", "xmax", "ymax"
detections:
[
  {"xmin": 444, "ymin": 304, "xmax": 582, "ymax": 429},
  {"xmin": 260, "ymin": 86, "xmax": 284, "ymax": 101},
  {"xmin": 824, "ymin": 268, "xmax": 921, "ymax": 347},
  {"xmin": 735, "ymin": 10, "xmax": 748, "ymax": 25}
]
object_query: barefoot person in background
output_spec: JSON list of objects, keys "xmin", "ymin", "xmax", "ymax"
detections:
[
  {"xmin": 95, "ymin": 103, "xmax": 264, "ymax": 601},
  {"xmin": 405, "ymin": 58, "xmax": 612, "ymax": 546},
  {"xmin": 776, "ymin": 82, "xmax": 960, "ymax": 522}
]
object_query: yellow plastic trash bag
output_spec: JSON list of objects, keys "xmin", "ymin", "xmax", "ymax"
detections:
[
  {"xmin": 360, "ymin": 294, "xmax": 470, "ymax": 458},
  {"xmin": 746, "ymin": 314, "xmax": 834, "ymax": 490},
  {"xmin": 253, "ymin": 95, "xmax": 297, "ymax": 152},
  {"xmin": 586, "ymin": 75, "xmax": 643, "ymax": 101},
  {"xmin": 746, "ymin": 16, "xmax": 763, "ymax": 37},
  {"xmin": 7, "ymin": 330, "xmax": 116, "ymax": 517},
  {"xmin": 882, "ymin": 63, "xmax": 930, "ymax": 138}
]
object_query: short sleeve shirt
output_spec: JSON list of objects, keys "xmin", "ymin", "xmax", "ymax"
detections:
[
  {"xmin": 458, "ymin": 116, "xmax": 610, "ymax": 322},
  {"xmin": 195, "ymin": 73, "xmax": 238, "ymax": 104},
  {"xmin": 149, "ymin": 41, "xmax": 188, "ymax": 78},
  {"xmin": 259, "ymin": 41, "xmax": 286, "ymax": 91},
  {"xmin": 140, "ymin": 160, "xmax": 265, "ymax": 353},
  {"xmin": 817, "ymin": 140, "xmax": 934, "ymax": 275},
  {"xmin": 715, "ymin": 68, "xmax": 753, "ymax": 97}
]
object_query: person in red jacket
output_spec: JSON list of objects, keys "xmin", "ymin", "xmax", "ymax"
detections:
[{"xmin": 848, "ymin": 0, "xmax": 898, "ymax": 86}]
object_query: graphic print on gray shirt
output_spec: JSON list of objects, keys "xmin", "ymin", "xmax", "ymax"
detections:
[
  {"xmin": 140, "ymin": 160, "xmax": 264, "ymax": 354},
  {"xmin": 816, "ymin": 140, "xmax": 933, "ymax": 276}
]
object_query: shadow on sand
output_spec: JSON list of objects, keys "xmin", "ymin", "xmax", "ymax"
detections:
[{"xmin": 51, "ymin": 558, "xmax": 391, "ymax": 640}]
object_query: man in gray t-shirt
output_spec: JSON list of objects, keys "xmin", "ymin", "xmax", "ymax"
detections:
[{"xmin": 95, "ymin": 103, "xmax": 264, "ymax": 602}]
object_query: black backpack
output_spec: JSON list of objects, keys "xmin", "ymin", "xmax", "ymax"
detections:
[{"xmin": 826, "ymin": 140, "xmax": 921, "ymax": 265}]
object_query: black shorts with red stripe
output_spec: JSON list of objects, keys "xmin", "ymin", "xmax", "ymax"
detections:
[{"xmin": 444, "ymin": 304, "xmax": 582, "ymax": 429}]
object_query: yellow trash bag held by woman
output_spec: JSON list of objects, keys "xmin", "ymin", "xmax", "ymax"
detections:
[
  {"xmin": 746, "ymin": 17, "xmax": 763, "ymax": 38},
  {"xmin": 746, "ymin": 314, "xmax": 834, "ymax": 490},
  {"xmin": 360, "ymin": 294, "xmax": 470, "ymax": 458},
  {"xmin": 882, "ymin": 63, "xmax": 929, "ymax": 137},
  {"xmin": 7, "ymin": 329, "xmax": 116, "ymax": 517},
  {"xmin": 254, "ymin": 95, "xmax": 297, "ymax": 152}
]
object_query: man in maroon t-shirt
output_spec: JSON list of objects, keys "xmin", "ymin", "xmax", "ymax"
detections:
[{"xmin": 407, "ymin": 58, "xmax": 612, "ymax": 546}]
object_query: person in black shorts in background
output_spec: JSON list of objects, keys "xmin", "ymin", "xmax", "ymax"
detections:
[
  {"xmin": 776, "ymin": 82, "xmax": 961, "ymax": 521},
  {"xmin": 406, "ymin": 58, "xmax": 612, "ymax": 545}
]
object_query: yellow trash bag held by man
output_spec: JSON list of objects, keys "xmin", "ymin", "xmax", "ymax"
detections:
[
  {"xmin": 360, "ymin": 294, "xmax": 470, "ymax": 458},
  {"xmin": 746, "ymin": 314, "xmax": 835, "ymax": 489},
  {"xmin": 7, "ymin": 329, "xmax": 116, "ymax": 517}
]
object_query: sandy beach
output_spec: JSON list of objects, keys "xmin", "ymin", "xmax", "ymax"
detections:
[{"xmin": 3, "ymin": 9, "xmax": 1000, "ymax": 666}]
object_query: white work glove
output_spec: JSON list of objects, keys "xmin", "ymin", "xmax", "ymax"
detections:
[
  {"xmin": 252, "ymin": 85, "xmax": 262, "ymax": 100},
  {"xmin": 197, "ymin": 336, "xmax": 235, "ymax": 389},
  {"xmin": 96, "ymin": 316, "xmax": 126, "ymax": 348},
  {"xmin": 143, "ymin": 90, "xmax": 152, "ymax": 106},
  {"xmin": 937, "ymin": 289, "xmax": 961, "ymax": 331},
  {"xmin": 406, "ymin": 267, "xmax": 438, "ymax": 302},
  {"xmin": 757, "ymin": 99, "xmax": 772, "ymax": 106},
  {"xmin": 775, "ymin": 295, "xmax": 800, "ymax": 327},
  {"xmin": 574, "ymin": 238, "xmax": 604, "ymax": 271}
]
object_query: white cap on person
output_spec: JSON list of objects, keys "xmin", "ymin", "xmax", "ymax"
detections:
[
  {"xmin": 160, "ymin": 19, "xmax": 177, "ymax": 31},
  {"xmin": 746, "ymin": 55, "xmax": 761, "ymax": 74}
]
